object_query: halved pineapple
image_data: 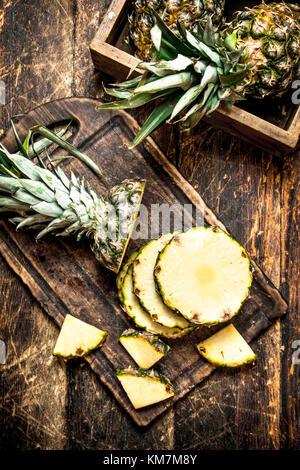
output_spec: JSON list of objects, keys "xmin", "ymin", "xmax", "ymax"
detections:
[
  {"xmin": 117, "ymin": 368, "xmax": 174, "ymax": 409},
  {"xmin": 155, "ymin": 227, "xmax": 252, "ymax": 325},
  {"xmin": 196, "ymin": 324, "xmax": 257, "ymax": 367},
  {"xmin": 121, "ymin": 263, "xmax": 192, "ymax": 338},
  {"xmin": 133, "ymin": 233, "xmax": 191, "ymax": 329},
  {"xmin": 53, "ymin": 314, "xmax": 107, "ymax": 358},
  {"xmin": 119, "ymin": 329, "xmax": 170, "ymax": 369}
]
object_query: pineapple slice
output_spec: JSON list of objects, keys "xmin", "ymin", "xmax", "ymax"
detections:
[
  {"xmin": 117, "ymin": 251, "xmax": 138, "ymax": 303},
  {"xmin": 117, "ymin": 368, "xmax": 174, "ymax": 409},
  {"xmin": 155, "ymin": 227, "xmax": 252, "ymax": 325},
  {"xmin": 119, "ymin": 329, "xmax": 170, "ymax": 369},
  {"xmin": 133, "ymin": 233, "xmax": 191, "ymax": 329},
  {"xmin": 196, "ymin": 324, "xmax": 257, "ymax": 367},
  {"xmin": 120, "ymin": 264, "xmax": 192, "ymax": 338},
  {"xmin": 53, "ymin": 314, "xmax": 107, "ymax": 358}
]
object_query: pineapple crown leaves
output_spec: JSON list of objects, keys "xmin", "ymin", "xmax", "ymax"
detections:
[
  {"xmin": 0, "ymin": 122, "xmax": 145, "ymax": 262},
  {"xmin": 97, "ymin": 11, "xmax": 253, "ymax": 147},
  {"xmin": 0, "ymin": 123, "xmax": 106, "ymax": 241}
]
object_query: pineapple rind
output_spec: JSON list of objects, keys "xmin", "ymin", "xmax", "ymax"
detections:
[
  {"xmin": 116, "ymin": 181, "xmax": 146, "ymax": 273},
  {"xmin": 101, "ymin": 2, "xmax": 300, "ymax": 147},
  {"xmin": 120, "ymin": 329, "xmax": 170, "ymax": 353},
  {"xmin": 133, "ymin": 233, "xmax": 191, "ymax": 329},
  {"xmin": 117, "ymin": 251, "xmax": 139, "ymax": 302},
  {"xmin": 155, "ymin": 227, "xmax": 252, "ymax": 325},
  {"xmin": 196, "ymin": 324, "xmax": 257, "ymax": 367},
  {"xmin": 53, "ymin": 314, "xmax": 107, "ymax": 358}
]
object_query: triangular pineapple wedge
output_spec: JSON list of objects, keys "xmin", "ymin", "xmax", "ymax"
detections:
[
  {"xmin": 196, "ymin": 324, "xmax": 257, "ymax": 367},
  {"xmin": 117, "ymin": 368, "xmax": 174, "ymax": 409},
  {"xmin": 53, "ymin": 314, "xmax": 107, "ymax": 358},
  {"xmin": 119, "ymin": 329, "xmax": 170, "ymax": 369}
]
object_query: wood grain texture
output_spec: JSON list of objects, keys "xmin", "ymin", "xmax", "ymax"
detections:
[{"xmin": 0, "ymin": 0, "xmax": 298, "ymax": 449}]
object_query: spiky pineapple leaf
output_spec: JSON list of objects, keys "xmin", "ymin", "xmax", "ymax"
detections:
[
  {"xmin": 30, "ymin": 125, "xmax": 104, "ymax": 178},
  {"xmin": 129, "ymin": 92, "xmax": 181, "ymax": 149}
]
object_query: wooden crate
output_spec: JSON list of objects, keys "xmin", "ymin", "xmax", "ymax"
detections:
[{"xmin": 90, "ymin": 0, "xmax": 300, "ymax": 156}]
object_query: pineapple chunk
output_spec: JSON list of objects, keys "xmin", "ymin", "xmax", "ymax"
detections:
[
  {"xmin": 117, "ymin": 368, "xmax": 174, "ymax": 409},
  {"xmin": 196, "ymin": 324, "xmax": 257, "ymax": 367},
  {"xmin": 53, "ymin": 314, "xmax": 107, "ymax": 358},
  {"xmin": 119, "ymin": 329, "xmax": 170, "ymax": 369}
]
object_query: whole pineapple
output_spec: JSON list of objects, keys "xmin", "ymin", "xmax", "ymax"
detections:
[
  {"xmin": 99, "ymin": 2, "xmax": 300, "ymax": 147},
  {"xmin": 129, "ymin": 0, "xmax": 225, "ymax": 60},
  {"xmin": 224, "ymin": 2, "xmax": 300, "ymax": 98},
  {"xmin": 0, "ymin": 124, "xmax": 145, "ymax": 273}
]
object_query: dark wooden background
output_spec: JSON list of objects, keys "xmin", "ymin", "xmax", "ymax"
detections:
[{"xmin": 0, "ymin": 0, "xmax": 299, "ymax": 450}]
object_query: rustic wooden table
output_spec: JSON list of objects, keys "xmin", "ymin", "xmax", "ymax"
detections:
[{"xmin": 0, "ymin": 0, "xmax": 299, "ymax": 450}]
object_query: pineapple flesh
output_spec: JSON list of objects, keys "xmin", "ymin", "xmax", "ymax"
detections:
[
  {"xmin": 100, "ymin": 2, "xmax": 300, "ymax": 147},
  {"xmin": 196, "ymin": 324, "xmax": 257, "ymax": 367},
  {"xmin": 155, "ymin": 227, "xmax": 252, "ymax": 325},
  {"xmin": 119, "ymin": 261, "xmax": 192, "ymax": 338},
  {"xmin": 119, "ymin": 329, "xmax": 170, "ymax": 368},
  {"xmin": 129, "ymin": 0, "xmax": 226, "ymax": 60},
  {"xmin": 53, "ymin": 314, "xmax": 107, "ymax": 358},
  {"xmin": 117, "ymin": 368, "xmax": 174, "ymax": 409},
  {"xmin": 133, "ymin": 233, "xmax": 191, "ymax": 329}
]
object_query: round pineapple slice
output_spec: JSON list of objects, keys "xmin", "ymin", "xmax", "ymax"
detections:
[
  {"xmin": 155, "ymin": 227, "xmax": 252, "ymax": 325},
  {"xmin": 196, "ymin": 324, "xmax": 257, "ymax": 367},
  {"xmin": 119, "ymin": 329, "xmax": 169, "ymax": 369},
  {"xmin": 53, "ymin": 314, "xmax": 107, "ymax": 358},
  {"xmin": 117, "ymin": 368, "xmax": 174, "ymax": 409},
  {"xmin": 133, "ymin": 233, "xmax": 191, "ymax": 329},
  {"xmin": 121, "ymin": 264, "xmax": 192, "ymax": 339}
]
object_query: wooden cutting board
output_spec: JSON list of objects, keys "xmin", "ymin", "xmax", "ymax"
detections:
[{"xmin": 0, "ymin": 97, "xmax": 287, "ymax": 426}]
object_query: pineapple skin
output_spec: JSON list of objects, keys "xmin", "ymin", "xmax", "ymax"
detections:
[
  {"xmin": 120, "ymin": 263, "xmax": 193, "ymax": 338},
  {"xmin": 132, "ymin": 233, "xmax": 191, "ymax": 330},
  {"xmin": 117, "ymin": 367, "xmax": 174, "ymax": 409},
  {"xmin": 225, "ymin": 2, "xmax": 300, "ymax": 99},
  {"xmin": 129, "ymin": 0, "xmax": 226, "ymax": 61},
  {"xmin": 92, "ymin": 179, "xmax": 145, "ymax": 272}
]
